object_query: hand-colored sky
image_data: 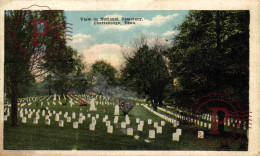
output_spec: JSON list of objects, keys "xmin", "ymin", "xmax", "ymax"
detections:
[{"xmin": 64, "ymin": 10, "xmax": 189, "ymax": 69}]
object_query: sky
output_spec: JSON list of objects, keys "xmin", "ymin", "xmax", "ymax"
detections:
[{"xmin": 64, "ymin": 10, "xmax": 189, "ymax": 69}]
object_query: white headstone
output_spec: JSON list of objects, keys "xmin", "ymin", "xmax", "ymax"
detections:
[
  {"xmin": 198, "ymin": 131, "xmax": 204, "ymax": 139},
  {"xmin": 114, "ymin": 117, "xmax": 118, "ymax": 124},
  {"xmin": 172, "ymin": 133, "xmax": 179, "ymax": 141},
  {"xmin": 67, "ymin": 117, "xmax": 71, "ymax": 122},
  {"xmin": 92, "ymin": 118, "xmax": 96, "ymax": 125},
  {"xmin": 59, "ymin": 120, "xmax": 64, "ymax": 127},
  {"xmin": 176, "ymin": 128, "xmax": 182, "ymax": 135},
  {"xmin": 22, "ymin": 117, "xmax": 27, "ymax": 123},
  {"xmin": 55, "ymin": 114, "xmax": 59, "ymax": 121},
  {"xmin": 36, "ymin": 114, "xmax": 40, "ymax": 120},
  {"xmin": 41, "ymin": 110, "xmax": 45, "ymax": 116},
  {"xmin": 96, "ymin": 114, "xmax": 99, "ymax": 119},
  {"xmin": 154, "ymin": 122, "xmax": 158, "ymax": 128},
  {"xmin": 73, "ymin": 121, "xmax": 78, "ymax": 129},
  {"xmin": 33, "ymin": 118, "xmax": 38, "ymax": 124},
  {"xmin": 161, "ymin": 121, "xmax": 165, "ymax": 126},
  {"xmin": 89, "ymin": 98, "xmax": 97, "ymax": 111},
  {"xmin": 78, "ymin": 117, "xmax": 83, "ymax": 124},
  {"xmin": 208, "ymin": 123, "xmax": 212, "ymax": 129},
  {"xmin": 148, "ymin": 119, "xmax": 152, "ymax": 125},
  {"xmin": 121, "ymin": 122, "xmax": 126, "ymax": 128},
  {"xmin": 28, "ymin": 114, "xmax": 32, "ymax": 119},
  {"xmin": 138, "ymin": 124, "xmax": 143, "ymax": 131},
  {"xmin": 45, "ymin": 115, "xmax": 49, "ymax": 120},
  {"xmin": 79, "ymin": 112, "xmax": 83, "ymax": 117},
  {"xmin": 126, "ymin": 118, "xmax": 130, "ymax": 125},
  {"xmin": 53, "ymin": 93, "xmax": 56, "ymax": 101},
  {"xmin": 127, "ymin": 128, "xmax": 133, "ymax": 136},
  {"xmin": 156, "ymin": 126, "xmax": 162, "ymax": 134},
  {"xmin": 89, "ymin": 123, "xmax": 95, "ymax": 131},
  {"xmin": 114, "ymin": 105, "xmax": 120, "ymax": 115},
  {"xmin": 140, "ymin": 121, "xmax": 144, "ymax": 126},
  {"xmin": 45, "ymin": 119, "xmax": 50, "ymax": 125},
  {"xmin": 136, "ymin": 118, "xmax": 140, "ymax": 123},
  {"xmin": 200, "ymin": 121, "xmax": 203, "ymax": 127},
  {"xmin": 107, "ymin": 125, "xmax": 113, "ymax": 133},
  {"xmin": 72, "ymin": 112, "xmax": 76, "ymax": 119},
  {"xmin": 149, "ymin": 130, "xmax": 155, "ymax": 139},
  {"xmin": 106, "ymin": 120, "xmax": 111, "ymax": 126}
]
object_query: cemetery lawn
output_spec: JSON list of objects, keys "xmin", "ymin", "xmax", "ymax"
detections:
[{"xmin": 4, "ymin": 98, "xmax": 248, "ymax": 150}]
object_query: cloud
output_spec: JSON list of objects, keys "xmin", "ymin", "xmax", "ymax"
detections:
[
  {"xmin": 94, "ymin": 13, "xmax": 179, "ymax": 31},
  {"xmin": 82, "ymin": 43, "xmax": 125, "ymax": 69},
  {"xmin": 162, "ymin": 31, "xmax": 176, "ymax": 37},
  {"xmin": 67, "ymin": 33, "xmax": 95, "ymax": 52},
  {"xmin": 71, "ymin": 33, "xmax": 92, "ymax": 43}
]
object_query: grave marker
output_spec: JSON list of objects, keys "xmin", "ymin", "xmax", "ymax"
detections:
[
  {"xmin": 137, "ymin": 124, "xmax": 143, "ymax": 131},
  {"xmin": 154, "ymin": 122, "xmax": 158, "ymax": 128},
  {"xmin": 176, "ymin": 129, "xmax": 182, "ymax": 135},
  {"xmin": 59, "ymin": 120, "xmax": 64, "ymax": 127},
  {"xmin": 121, "ymin": 122, "xmax": 126, "ymax": 128},
  {"xmin": 172, "ymin": 133, "xmax": 179, "ymax": 141},
  {"xmin": 127, "ymin": 128, "xmax": 133, "ymax": 136},
  {"xmin": 67, "ymin": 117, "xmax": 71, "ymax": 122},
  {"xmin": 89, "ymin": 123, "xmax": 95, "ymax": 131},
  {"xmin": 78, "ymin": 117, "xmax": 83, "ymax": 124},
  {"xmin": 198, "ymin": 131, "xmax": 204, "ymax": 139},
  {"xmin": 106, "ymin": 120, "xmax": 111, "ymax": 126},
  {"xmin": 156, "ymin": 126, "xmax": 162, "ymax": 134},
  {"xmin": 149, "ymin": 130, "xmax": 155, "ymax": 139},
  {"xmin": 73, "ymin": 121, "xmax": 78, "ymax": 129},
  {"xmin": 45, "ymin": 119, "xmax": 51, "ymax": 125},
  {"xmin": 33, "ymin": 118, "xmax": 38, "ymax": 124},
  {"xmin": 22, "ymin": 117, "xmax": 27, "ymax": 123},
  {"xmin": 161, "ymin": 121, "xmax": 165, "ymax": 126},
  {"xmin": 107, "ymin": 126, "xmax": 113, "ymax": 133},
  {"xmin": 72, "ymin": 112, "xmax": 76, "ymax": 119}
]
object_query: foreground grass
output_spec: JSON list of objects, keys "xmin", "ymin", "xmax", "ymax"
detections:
[{"xmin": 4, "ymin": 97, "xmax": 248, "ymax": 150}]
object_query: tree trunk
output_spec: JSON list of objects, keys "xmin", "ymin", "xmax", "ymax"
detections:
[
  {"xmin": 158, "ymin": 93, "xmax": 163, "ymax": 107},
  {"xmin": 10, "ymin": 75, "xmax": 18, "ymax": 126},
  {"xmin": 217, "ymin": 111, "xmax": 225, "ymax": 135},
  {"xmin": 152, "ymin": 98, "xmax": 158, "ymax": 111}
]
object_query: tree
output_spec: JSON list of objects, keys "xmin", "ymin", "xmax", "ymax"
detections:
[
  {"xmin": 91, "ymin": 60, "xmax": 117, "ymax": 85},
  {"xmin": 121, "ymin": 36, "xmax": 170, "ymax": 111},
  {"xmin": 167, "ymin": 11, "xmax": 249, "ymax": 133},
  {"xmin": 5, "ymin": 10, "xmax": 67, "ymax": 125}
]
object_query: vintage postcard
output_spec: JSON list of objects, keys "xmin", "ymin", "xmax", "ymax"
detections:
[{"xmin": 0, "ymin": 0, "xmax": 259, "ymax": 155}]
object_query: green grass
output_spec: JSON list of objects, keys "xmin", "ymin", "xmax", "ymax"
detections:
[{"xmin": 4, "ymin": 96, "xmax": 248, "ymax": 150}]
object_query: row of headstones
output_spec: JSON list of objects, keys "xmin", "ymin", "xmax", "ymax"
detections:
[
  {"xmin": 141, "ymin": 104, "xmax": 180, "ymax": 127},
  {"xmin": 103, "ymin": 114, "xmax": 169, "ymax": 140},
  {"xmin": 144, "ymin": 104, "xmax": 213, "ymax": 129},
  {"xmin": 18, "ymin": 96, "xmax": 46, "ymax": 103},
  {"xmin": 151, "ymin": 105, "xmax": 248, "ymax": 130},
  {"xmin": 4, "ymin": 107, "xmax": 206, "ymax": 142},
  {"xmin": 17, "ymin": 108, "xmax": 100, "ymax": 125},
  {"xmin": 158, "ymin": 106, "xmax": 213, "ymax": 124}
]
